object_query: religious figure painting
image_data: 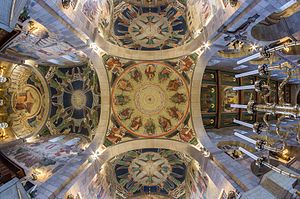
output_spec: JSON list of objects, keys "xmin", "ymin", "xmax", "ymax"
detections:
[
  {"xmin": 103, "ymin": 54, "xmax": 200, "ymax": 146},
  {"xmin": 13, "ymin": 85, "xmax": 41, "ymax": 118},
  {"xmin": 221, "ymin": 86, "xmax": 239, "ymax": 113},
  {"xmin": 201, "ymin": 85, "xmax": 216, "ymax": 113}
]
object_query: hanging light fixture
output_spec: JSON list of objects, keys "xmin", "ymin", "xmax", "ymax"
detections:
[{"xmin": 231, "ymin": 41, "xmax": 300, "ymax": 178}]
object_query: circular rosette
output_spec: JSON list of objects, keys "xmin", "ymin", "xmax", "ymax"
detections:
[
  {"xmin": 128, "ymin": 13, "xmax": 172, "ymax": 49},
  {"xmin": 112, "ymin": 62, "xmax": 189, "ymax": 138}
]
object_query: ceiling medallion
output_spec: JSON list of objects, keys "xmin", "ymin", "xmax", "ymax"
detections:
[
  {"xmin": 111, "ymin": 62, "xmax": 190, "ymax": 138},
  {"xmin": 128, "ymin": 13, "xmax": 172, "ymax": 49},
  {"xmin": 134, "ymin": 83, "xmax": 166, "ymax": 115},
  {"xmin": 71, "ymin": 90, "xmax": 87, "ymax": 110},
  {"xmin": 128, "ymin": 152, "xmax": 171, "ymax": 186}
]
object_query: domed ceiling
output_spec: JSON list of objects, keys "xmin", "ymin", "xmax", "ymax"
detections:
[
  {"xmin": 0, "ymin": 63, "xmax": 101, "ymax": 143},
  {"xmin": 86, "ymin": 148, "xmax": 210, "ymax": 198},
  {"xmin": 111, "ymin": 62, "xmax": 189, "ymax": 137},
  {"xmin": 109, "ymin": 0, "xmax": 192, "ymax": 50},
  {"xmin": 94, "ymin": 148, "xmax": 209, "ymax": 198},
  {"xmin": 1, "ymin": 63, "xmax": 101, "ymax": 183},
  {"xmin": 102, "ymin": 54, "xmax": 199, "ymax": 146},
  {"xmin": 44, "ymin": 64, "xmax": 101, "ymax": 139},
  {"xmin": 0, "ymin": 63, "xmax": 50, "ymax": 141},
  {"xmin": 111, "ymin": 149, "xmax": 187, "ymax": 197}
]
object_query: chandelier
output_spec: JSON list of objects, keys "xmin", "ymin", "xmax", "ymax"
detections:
[{"xmin": 230, "ymin": 41, "xmax": 300, "ymax": 179}]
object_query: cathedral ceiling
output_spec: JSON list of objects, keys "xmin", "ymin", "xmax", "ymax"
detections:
[
  {"xmin": 4, "ymin": 134, "xmax": 89, "ymax": 183},
  {"xmin": 4, "ymin": 19, "xmax": 87, "ymax": 65},
  {"xmin": 103, "ymin": 54, "xmax": 199, "ymax": 147},
  {"xmin": 43, "ymin": 64, "xmax": 101, "ymax": 140},
  {"xmin": 0, "ymin": 63, "xmax": 101, "ymax": 143},
  {"xmin": 0, "ymin": 64, "xmax": 50, "ymax": 141},
  {"xmin": 108, "ymin": 148, "xmax": 189, "ymax": 198},
  {"xmin": 79, "ymin": 0, "xmax": 221, "ymax": 51},
  {"xmin": 109, "ymin": 1, "xmax": 191, "ymax": 50},
  {"xmin": 2, "ymin": 1, "xmax": 300, "ymax": 198}
]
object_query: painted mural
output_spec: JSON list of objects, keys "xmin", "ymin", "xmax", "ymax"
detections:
[
  {"xmin": 202, "ymin": 114, "xmax": 217, "ymax": 129},
  {"xmin": 111, "ymin": 62, "xmax": 190, "ymax": 138},
  {"xmin": 110, "ymin": 1, "xmax": 191, "ymax": 50},
  {"xmin": 8, "ymin": 65, "xmax": 50, "ymax": 139},
  {"xmin": 219, "ymin": 72, "xmax": 239, "ymax": 113},
  {"xmin": 220, "ymin": 86, "xmax": 239, "ymax": 113},
  {"xmin": 87, "ymin": 164, "xmax": 112, "ymax": 199},
  {"xmin": 202, "ymin": 70, "xmax": 216, "ymax": 84},
  {"xmin": 42, "ymin": 64, "xmax": 101, "ymax": 140},
  {"xmin": 103, "ymin": 54, "xmax": 199, "ymax": 146},
  {"xmin": 3, "ymin": 134, "xmax": 88, "ymax": 184},
  {"xmin": 108, "ymin": 149, "xmax": 189, "ymax": 198},
  {"xmin": 185, "ymin": 160, "xmax": 208, "ymax": 199},
  {"xmin": 7, "ymin": 20, "xmax": 85, "ymax": 63},
  {"xmin": 186, "ymin": 0, "xmax": 220, "ymax": 38},
  {"xmin": 200, "ymin": 85, "xmax": 216, "ymax": 113},
  {"xmin": 82, "ymin": 0, "xmax": 112, "ymax": 36}
]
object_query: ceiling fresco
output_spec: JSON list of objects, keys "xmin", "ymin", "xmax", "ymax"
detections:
[
  {"xmin": 85, "ymin": 149, "xmax": 210, "ymax": 199},
  {"xmin": 102, "ymin": 54, "xmax": 199, "ymax": 147},
  {"xmin": 41, "ymin": 64, "xmax": 101, "ymax": 140},
  {"xmin": 186, "ymin": 0, "xmax": 220, "ymax": 38},
  {"xmin": 109, "ymin": 149, "xmax": 188, "ymax": 198},
  {"xmin": 111, "ymin": 62, "xmax": 189, "ymax": 138},
  {"xmin": 82, "ymin": 0, "xmax": 112, "ymax": 37},
  {"xmin": 109, "ymin": 1, "xmax": 191, "ymax": 50},
  {"xmin": 3, "ymin": 134, "xmax": 89, "ymax": 184},
  {"xmin": 5, "ymin": 19, "xmax": 86, "ymax": 64},
  {"xmin": 185, "ymin": 160, "xmax": 209, "ymax": 199},
  {"xmin": 0, "ymin": 64, "xmax": 50, "ymax": 141}
]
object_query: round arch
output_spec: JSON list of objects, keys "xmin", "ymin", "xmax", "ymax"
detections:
[{"xmin": 0, "ymin": 63, "xmax": 51, "ymax": 148}]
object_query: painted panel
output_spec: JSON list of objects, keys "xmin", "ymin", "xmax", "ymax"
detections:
[
  {"xmin": 202, "ymin": 114, "xmax": 217, "ymax": 129},
  {"xmin": 220, "ymin": 85, "xmax": 239, "ymax": 113},
  {"xmin": 201, "ymin": 85, "xmax": 217, "ymax": 113},
  {"xmin": 220, "ymin": 113, "xmax": 238, "ymax": 127},
  {"xmin": 82, "ymin": 0, "xmax": 112, "ymax": 34},
  {"xmin": 220, "ymin": 72, "xmax": 238, "ymax": 86},
  {"xmin": 186, "ymin": 0, "xmax": 220, "ymax": 38},
  {"xmin": 202, "ymin": 70, "xmax": 217, "ymax": 84},
  {"xmin": 241, "ymin": 111, "xmax": 255, "ymax": 123},
  {"xmin": 240, "ymin": 76, "xmax": 255, "ymax": 86}
]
